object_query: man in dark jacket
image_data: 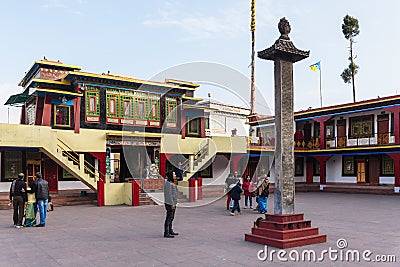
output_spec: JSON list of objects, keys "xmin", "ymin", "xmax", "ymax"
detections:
[
  {"xmin": 163, "ymin": 170, "xmax": 178, "ymax": 238},
  {"xmin": 9, "ymin": 173, "xmax": 27, "ymax": 228},
  {"xmin": 230, "ymin": 181, "xmax": 243, "ymax": 216},
  {"xmin": 35, "ymin": 172, "xmax": 49, "ymax": 227}
]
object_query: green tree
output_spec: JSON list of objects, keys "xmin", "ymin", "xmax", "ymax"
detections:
[{"xmin": 341, "ymin": 15, "xmax": 360, "ymax": 102}]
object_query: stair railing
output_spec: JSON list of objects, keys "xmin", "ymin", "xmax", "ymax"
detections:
[
  {"xmin": 56, "ymin": 138, "xmax": 104, "ymax": 182},
  {"xmin": 180, "ymin": 138, "xmax": 210, "ymax": 174}
]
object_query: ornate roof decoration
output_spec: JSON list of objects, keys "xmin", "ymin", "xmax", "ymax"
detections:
[{"xmin": 258, "ymin": 17, "xmax": 309, "ymax": 62}]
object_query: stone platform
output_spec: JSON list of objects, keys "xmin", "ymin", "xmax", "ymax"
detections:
[{"xmin": 245, "ymin": 213, "xmax": 326, "ymax": 248}]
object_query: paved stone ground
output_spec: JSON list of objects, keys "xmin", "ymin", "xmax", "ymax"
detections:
[{"xmin": 0, "ymin": 192, "xmax": 399, "ymax": 266}]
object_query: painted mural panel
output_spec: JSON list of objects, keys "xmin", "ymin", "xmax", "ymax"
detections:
[{"xmin": 5, "ymin": 151, "xmax": 22, "ymax": 179}]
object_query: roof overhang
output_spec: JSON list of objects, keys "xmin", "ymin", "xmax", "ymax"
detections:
[{"xmin": 4, "ymin": 92, "xmax": 30, "ymax": 106}]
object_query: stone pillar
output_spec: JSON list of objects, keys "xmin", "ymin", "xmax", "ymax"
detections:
[
  {"xmin": 306, "ymin": 159, "xmax": 314, "ymax": 184},
  {"xmin": 258, "ymin": 18, "xmax": 309, "ymax": 214}
]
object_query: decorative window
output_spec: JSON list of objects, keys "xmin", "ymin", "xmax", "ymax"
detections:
[
  {"xmin": 54, "ymin": 105, "xmax": 71, "ymax": 127},
  {"xmin": 204, "ymin": 118, "xmax": 210, "ymax": 130},
  {"xmin": 5, "ymin": 151, "xmax": 22, "ymax": 179},
  {"xmin": 313, "ymin": 159, "xmax": 320, "ymax": 176},
  {"xmin": 295, "ymin": 157, "xmax": 304, "ymax": 176},
  {"xmin": 350, "ymin": 115, "xmax": 373, "ymax": 138},
  {"xmin": 148, "ymin": 100, "xmax": 160, "ymax": 120},
  {"xmin": 106, "ymin": 93, "xmax": 119, "ymax": 118},
  {"xmin": 120, "ymin": 95, "xmax": 134, "ymax": 118},
  {"xmin": 135, "ymin": 97, "xmax": 148, "ymax": 120},
  {"xmin": 342, "ymin": 156, "xmax": 355, "ymax": 176},
  {"xmin": 381, "ymin": 155, "xmax": 394, "ymax": 176},
  {"xmin": 85, "ymin": 87, "xmax": 100, "ymax": 117},
  {"xmin": 165, "ymin": 97, "xmax": 177, "ymax": 123},
  {"xmin": 325, "ymin": 120, "xmax": 335, "ymax": 140},
  {"xmin": 187, "ymin": 117, "xmax": 200, "ymax": 135}
]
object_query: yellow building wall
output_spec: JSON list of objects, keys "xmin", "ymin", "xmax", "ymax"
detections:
[
  {"xmin": 124, "ymin": 183, "xmax": 133, "ymax": 205},
  {"xmin": 104, "ymin": 183, "xmax": 125, "ymax": 205}
]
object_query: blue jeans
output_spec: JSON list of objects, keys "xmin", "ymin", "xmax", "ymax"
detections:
[
  {"xmin": 37, "ymin": 199, "xmax": 48, "ymax": 225},
  {"xmin": 245, "ymin": 195, "xmax": 253, "ymax": 207},
  {"xmin": 231, "ymin": 199, "xmax": 241, "ymax": 213}
]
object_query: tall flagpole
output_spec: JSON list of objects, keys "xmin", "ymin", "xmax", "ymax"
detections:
[
  {"xmin": 319, "ymin": 61, "xmax": 322, "ymax": 107},
  {"xmin": 250, "ymin": 0, "xmax": 256, "ymax": 114}
]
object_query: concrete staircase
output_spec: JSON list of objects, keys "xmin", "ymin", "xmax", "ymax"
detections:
[{"xmin": 40, "ymin": 138, "xmax": 100, "ymax": 191}]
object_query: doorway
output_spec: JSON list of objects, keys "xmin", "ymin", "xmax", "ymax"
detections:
[
  {"xmin": 26, "ymin": 160, "xmax": 41, "ymax": 183},
  {"xmin": 357, "ymin": 160, "xmax": 367, "ymax": 183}
]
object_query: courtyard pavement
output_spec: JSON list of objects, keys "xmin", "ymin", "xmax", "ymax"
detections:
[{"xmin": 0, "ymin": 192, "xmax": 399, "ymax": 267}]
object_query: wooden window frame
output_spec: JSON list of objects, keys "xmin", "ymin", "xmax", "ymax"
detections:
[
  {"xmin": 349, "ymin": 115, "xmax": 374, "ymax": 139},
  {"xmin": 53, "ymin": 105, "xmax": 71, "ymax": 128},
  {"xmin": 342, "ymin": 156, "xmax": 355, "ymax": 176}
]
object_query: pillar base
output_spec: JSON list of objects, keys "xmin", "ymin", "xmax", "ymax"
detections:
[
  {"xmin": 245, "ymin": 213, "xmax": 326, "ymax": 249},
  {"xmin": 319, "ymin": 185, "xmax": 325, "ymax": 191},
  {"xmin": 394, "ymin": 187, "xmax": 400, "ymax": 193}
]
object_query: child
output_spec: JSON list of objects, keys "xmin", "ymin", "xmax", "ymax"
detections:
[{"xmin": 230, "ymin": 181, "xmax": 243, "ymax": 216}]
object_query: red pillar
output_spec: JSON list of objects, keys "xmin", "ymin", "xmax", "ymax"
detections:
[
  {"xmin": 159, "ymin": 153, "xmax": 167, "ymax": 178},
  {"xmin": 314, "ymin": 156, "xmax": 331, "ymax": 186},
  {"xmin": 231, "ymin": 155, "xmax": 242, "ymax": 173},
  {"xmin": 180, "ymin": 103, "xmax": 186, "ymax": 139},
  {"xmin": 97, "ymin": 180, "xmax": 104, "ymax": 206},
  {"xmin": 384, "ymin": 107, "xmax": 400, "ymax": 144},
  {"xmin": 188, "ymin": 178, "xmax": 196, "ymax": 202},
  {"xmin": 42, "ymin": 95, "xmax": 52, "ymax": 126},
  {"xmin": 306, "ymin": 159, "xmax": 313, "ymax": 184},
  {"xmin": 314, "ymin": 116, "xmax": 332, "ymax": 149},
  {"xmin": 73, "ymin": 97, "xmax": 81, "ymax": 134},
  {"xmin": 132, "ymin": 180, "xmax": 140, "ymax": 206},
  {"xmin": 388, "ymin": 153, "xmax": 400, "ymax": 187},
  {"xmin": 196, "ymin": 178, "xmax": 203, "ymax": 200}
]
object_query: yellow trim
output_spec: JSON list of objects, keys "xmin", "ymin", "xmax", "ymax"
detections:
[
  {"xmin": 35, "ymin": 88, "xmax": 83, "ymax": 96},
  {"xmin": 106, "ymin": 131, "xmax": 162, "ymax": 138},
  {"xmin": 31, "ymin": 78, "xmax": 71, "ymax": 86},
  {"xmin": 35, "ymin": 60, "xmax": 82, "ymax": 70},
  {"xmin": 165, "ymin": 79, "xmax": 200, "ymax": 87},
  {"xmin": 182, "ymin": 94, "xmax": 203, "ymax": 101},
  {"xmin": 67, "ymin": 71, "xmax": 197, "ymax": 91}
]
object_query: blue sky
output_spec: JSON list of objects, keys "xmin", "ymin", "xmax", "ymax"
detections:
[{"xmin": 1, "ymin": 0, "xmax": 400, "ymax": 123}]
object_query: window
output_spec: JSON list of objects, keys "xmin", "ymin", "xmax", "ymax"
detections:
[
  {"xmin": 123, "ymin": 101, "xmax": 131, "ymax": 116},
  {"xmin": 350, "ymin": 115, "xmax": 373, "ymax": 138},
  {"xmin": 54, "ymin": 105, "xmax": 71, "ymax": 127},
  {"xmin": 204, "ymin": 118, "xmax": 210, "ymax": 130},
  {"xmin": 89, "ymin": 97, "xmax": 96, "ymax": 112},
  {"xmin": 381, "ymin": 155, "xmax": 394, "ymax": 176},
  {"xmin": 342, "ymin": 156, "xmax": 355, "ymax": 176},
  {"xmin": 138, "ymin": 101, "xmax": 145, "ymax": 116},
  {"xmin": 295, "ymin": 157, "xmax": 304, "ymax": 176},
  {"xmin": 313, "ymin": 159, "xmax": 320, "ymax": 176},
  {"xmin": 188, "ymin": 117, "xmax": 200, "ymax": 134},
  {"xmin": 325, "ymin": 120, "xmax": 335, "ymax": 140},
  {"xmin": 109, "ymin": 99, "xmax": 116, "ymax": 114},
  {"xmin": 85, "ymin": 88, "xmax": 100, "ymax": 116},
  {"xmin": 165, "ymin": 97, "xmax": 177, "ymax": 123}
]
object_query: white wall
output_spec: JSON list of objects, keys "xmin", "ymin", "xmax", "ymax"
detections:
[{"xmin": 206, "ymin": 154, "xmax": 230, "ymax": 185}]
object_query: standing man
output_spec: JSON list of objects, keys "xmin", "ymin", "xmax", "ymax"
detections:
[
  {"xmin": 35, "ymin": 172, "xmax": 49, "ymax": 227},
  {"xmin": 163, "ymin": 170, "xmax": 178, "ymax": 238},
  {"xmin": 9, "ymin": 173, "xmax": 27, "ymax": 228}
]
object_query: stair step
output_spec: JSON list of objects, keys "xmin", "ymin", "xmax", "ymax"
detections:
[
  {"xmin": 252, "ymin": 227, "xmax": 319, "ymax": 239},
  {"xmin": 245, "ymin": 233, "xmax": 327, "ymax": 249},
  {"xmin": 259, "ymin": 220, "xmax": 312, "ymax": 231}
]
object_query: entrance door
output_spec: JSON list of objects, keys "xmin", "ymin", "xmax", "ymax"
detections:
[
  {"xmin": 337, "ymin": 120, "xmax": 346, "ymax": 148},
  {"xmin": 357, "ymin": 161, "xmax": 366, "ymax": 183},
  {"xmin": 44, "ymin": 159, "xmax": 58, "ymax": 192},
  {"xmin": 26, "ymin": 160, "xmax": 41, "ymax": 183},
  {"xmin": 377, "ymin": 115, "xmax": 389, "ymax": 144}
]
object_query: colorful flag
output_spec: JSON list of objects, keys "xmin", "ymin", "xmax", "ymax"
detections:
[{"xmin": 310, "ymin": 61, "xmax": 320, "ymax": 71}]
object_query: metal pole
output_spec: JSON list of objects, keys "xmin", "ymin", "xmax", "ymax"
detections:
[
  {"xmin": 319, "ymin": 62, "xmax": 322, "ymax": 107},
  {"xmin": 250, "ymin": 0, "xmax": 256, "ymax": 114}
]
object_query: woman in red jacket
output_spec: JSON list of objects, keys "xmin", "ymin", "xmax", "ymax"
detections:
[{"xmin": 242, "ymin": 175, "xmax": 254, "ymax": 209}]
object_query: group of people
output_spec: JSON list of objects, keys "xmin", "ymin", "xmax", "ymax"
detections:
[
  {"xmin": 9, "ymin": 172, "xmax": 50, "ymax": 228},
  {"xmin": 225, "ymin": 172, "xmax": 270, "ymax": 216}
]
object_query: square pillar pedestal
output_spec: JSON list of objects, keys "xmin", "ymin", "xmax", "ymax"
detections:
[{"xmin": 245, "ymin": 213, "xmax": 326, "ymax": 249}]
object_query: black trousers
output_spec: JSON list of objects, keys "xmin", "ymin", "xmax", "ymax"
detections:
[
  {"xmin": 164, "ymin": 204, "xmax": 176, "ymax": 235},
  {"xmin": 13, "ymin": 196, "xmax": 25, "ymax": 226}
]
